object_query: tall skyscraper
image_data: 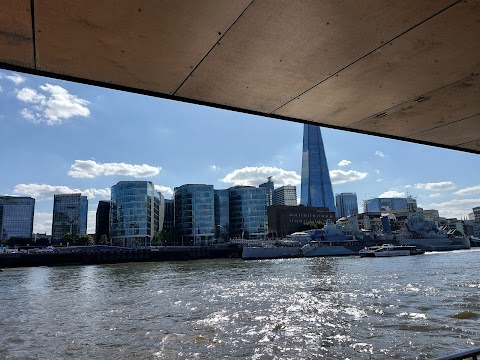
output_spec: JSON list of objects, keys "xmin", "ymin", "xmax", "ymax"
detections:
[
  {"xmin": 335, "ymin": 193, "xmax": 358, "ymax": 218},
  {"xmin": 110, "ymin": 181, "xmax": 164, "ymax": 247},
  {"xmin": 300, "ymin": 124, "xmax": 336, "ymax": 212},
  {"xmin": 0, "ymin": 196, "xmax": 35, "ymax": 241},
  {"xmin": 95, "ymin": 200, "xmax": 110, "ymax": 243},
  {"xmin": 273, "ymin": 185, "xmax": 297, "ymax": 206},
  {"xmin": 52, "ymin": 193, "xmax": 88, "ymax": 244}
]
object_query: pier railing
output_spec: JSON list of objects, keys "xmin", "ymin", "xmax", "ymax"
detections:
[{"xmin": 432, "ymin": 347, "xmax": 480, "ymax": 360}]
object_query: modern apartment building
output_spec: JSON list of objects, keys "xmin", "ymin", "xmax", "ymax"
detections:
[
  {"xmin": 273, "ymin": 185, "xmax": 297, "ymax": 206},
  {"xmin": 174, "ymin": 184, "xmax": 215, "ymax": 245},
  {"xmin": 0, "ymin": 196, "xmax": 35, "ymax": 241},
  {"xmin": 229, "ymin": 186, "xmax": 268, "ymax": 239},
  {"xmin": 335, "ymin": 193, "xmax": 358, "ymax": 218},
  {"xmin": 110, "ymin": 181, "xmax": 164, "ymax": 247},
  {"xmin": 300, "ymin": 124, "xmax": 336, "ymax": 212},
  {"xmin": 51, "ymin": 193, "xmax": 88, "ymax": 244}
]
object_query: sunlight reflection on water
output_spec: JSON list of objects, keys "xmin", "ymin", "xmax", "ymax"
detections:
[{"xmin": 0, "ymin": 249, "xmax": 478, "ymax": 359}]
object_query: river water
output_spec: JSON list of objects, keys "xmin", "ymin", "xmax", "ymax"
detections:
[{"xmin": 1, "ymin": 249, "xmax": 479, "ymax": 359}]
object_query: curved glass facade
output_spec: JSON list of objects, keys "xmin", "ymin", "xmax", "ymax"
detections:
[
  {"xmin": 301, "ymin": 125, "xmax": 336, "ymax": 212},
  {"xmin": 174, "ymin": 184, "xmax": 215, "ymax": 246},
  {"xmin": 228, "ymin": 186, "xmax": 268, "ymax": 239},
  {"xmin": 110, "ymin": 181, "xmax": 164, "ymax": 247}
]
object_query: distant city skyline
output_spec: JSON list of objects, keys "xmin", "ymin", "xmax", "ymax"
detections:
[{"xmin": 1, "ymin": 70, "xmax": 480, "ymax": 234}]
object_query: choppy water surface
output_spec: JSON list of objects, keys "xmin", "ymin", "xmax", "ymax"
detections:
[{"xmin": 1, "ymin": 249, "xmax": 479, "ymax": 359}]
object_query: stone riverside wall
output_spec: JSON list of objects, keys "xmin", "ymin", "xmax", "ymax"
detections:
[{"xmin": 0, "ymin": 245, "xmax": 242, "ymax": 268}]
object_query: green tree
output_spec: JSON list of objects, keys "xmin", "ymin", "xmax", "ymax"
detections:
[
  {"xmin": 61, "ymin": 233, "xmax": 94, "ymax": 246},
  {"xmin": 35, "ymin": 237, "xmax": 50, "ymax": 246},
  {"xmin": 152, "ymin": 229, "xmax": 178, "ymax": 246},
  {"xmin": 301, "ymin": 221, "xmax": 325, "ymax": 231},
  {"xmin": 7, "ymin": 237, "xmax": 31, "ymax": 247},
  {"xmin": 99, "ymin": 234, "xmax": 109, "ymax": 245},
  {"xmin": 76, "ymin": 235, "xmax": 94, "ymax": 246}
]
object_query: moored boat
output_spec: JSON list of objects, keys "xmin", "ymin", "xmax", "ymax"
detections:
[
  {"xmin": 242, "ymin": 239, "xmax": 303, "ymax": 260},
  {"xmin": 359, "ymin": 244, "xmax": 425, "ymax": 257}
]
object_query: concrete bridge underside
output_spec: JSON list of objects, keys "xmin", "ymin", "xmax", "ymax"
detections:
[{"xmin": 1, "ymin": 0, "xmax": 479, "ymax": 153}]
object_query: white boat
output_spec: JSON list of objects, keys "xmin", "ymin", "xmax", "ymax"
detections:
[{"xmin": 359, "ymin": 244, "xmax": 425, "ymax": 257}]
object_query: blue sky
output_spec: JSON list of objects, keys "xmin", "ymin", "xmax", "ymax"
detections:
[{"xmin": 1, "ymin": 70, "xmax": 479, "ymax": 234}]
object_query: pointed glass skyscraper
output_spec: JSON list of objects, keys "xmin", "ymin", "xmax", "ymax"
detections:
[{"xmin": 301, "ymin": 124, "xmax": 336, "ymax": 212}]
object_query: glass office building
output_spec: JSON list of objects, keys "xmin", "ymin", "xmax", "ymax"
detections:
[
  {"xmin": 228, "ymin": 186, "xmax": 268, "ymax": 239},
  {"xmin": 214, "ymin": 189, "xmax": 229, "ymax": 240},
  {"xmin": 363, "ymin": 197, "xmax": 414, "ymax": 213},
  {"xmin": 95, "ymin": 200, "xmax": 110, "ymax": 243},
  {"xmin": 0, "ymin": 196, "xmax": 35, "ymax": 241},
  {"xmin": 163, "ymin": 199, "xmax": 174, "ymax": 232},
  {"xmin": 174, "ymin": 184, "xmax": 215, "ymax": 246},
  {"xmin": 259, "ymin": 177, "xmax": 274, "ymax": 206},
  {"xmin": 335, "ymin": 193, "xmax": 358, "ymax": 218},
  {"xmin": 51, "ymin": 193, "xmax": 88, "ymax": 244},
  {"xmin": 110, "ymin": 181, "xmax": 164, "ymax": 247},
  {"xmin": 300, "ymin": 124, "xmax": 336, "ymax": 213}
]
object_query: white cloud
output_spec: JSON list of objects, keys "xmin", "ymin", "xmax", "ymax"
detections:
[
  {"xmin": 16, "ymin": 83, "xmax": 90, "ymax": 125},
  {"xmin": 20, "ymin": 108, "xmax": 36, "ymax": 121},
  {"xmin": 405, "ymin": 185, "xmax": 412, "ymax": 188},
  {"xmin": 220, "ymin": 166, "xmax": 301, "ymax": 187},
  {"xmin": 430, "ymin": 198, "xmax": 480, "ymax": 219},
  {"xmin": 17, "ymin": 87, "xmax": 46, "ymax": 103},
  {"xmin": 453, "ymin": 185, "xmax": 480, "ymax": 196},
  {"xmin": 68, "ymin": 160, "xmax": 161, "ymax": 178},
  {"xmin": 154, "ymin": 185, "xmax": 173, "ymax": 198},
  {"xmin": 374, "ymin": 151, "xmax": 385, "ymax": 158},
  {"xmin": 210, "ymin": 165, "xmax": 220, "ymax": 172},
  {"xmin": 33, "ymin": 212, "xmax": 52, "ymax": 234},
  {"xmin": 376, "ymin": 178, "xmax": 384, "ymax": 182},
  {"xmin": 374, "ymin": 169, "xmax": 381, "ymax": 175},
  {"xmin": 329, "ymin": 169, "xmax": 368, "ymax": 184},
  {"xmin": 428, "ymin": 193, "xmax": 441, "ymax": 198},
  {"xmin": 338, "ymin": 160, "xmax": 351, "ymax": 167},
  {"xmin": 378, "ymin": 190, "xmax": 406, "ymax": 198},
  {"xmin": 13, "ymin": 183, "xmax": 111, "ymax": 200},
  {"xmin": 5, "ymin": 73, "xmax": 26, "ymax": 85},
  {"xmin": 415, "ymin": 181, "xmax": 455, "ymax": 191}
]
